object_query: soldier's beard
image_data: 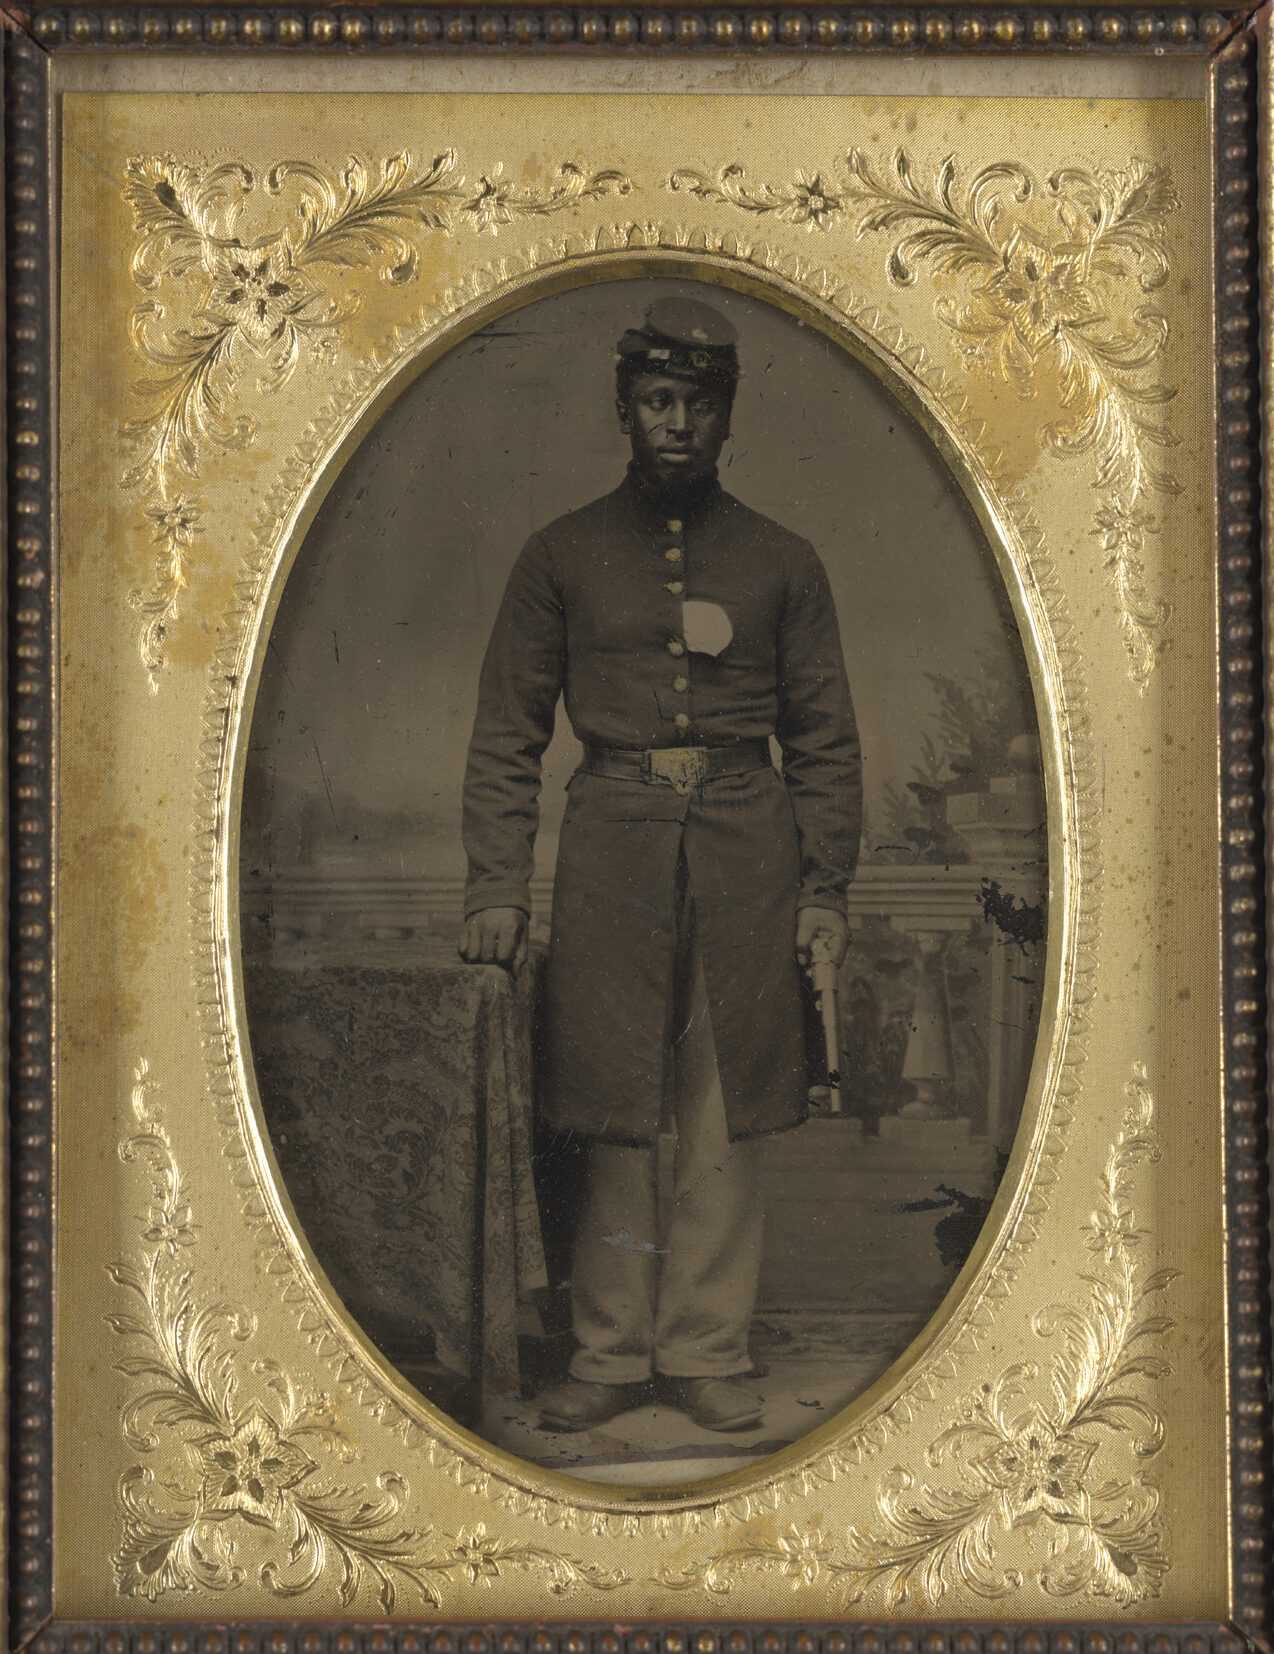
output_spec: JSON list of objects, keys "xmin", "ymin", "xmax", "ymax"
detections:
[{"xmin": 630, "ymin": 457, "xmax": 720, "ymax": 502}]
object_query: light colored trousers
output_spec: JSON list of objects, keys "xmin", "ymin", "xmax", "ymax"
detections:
[{"xmin": 569, "ymin": 935, "xmax": 766, "ymax": 1384}]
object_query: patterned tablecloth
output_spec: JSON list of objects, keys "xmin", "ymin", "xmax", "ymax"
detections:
[{"xmin": 245, "ymin": 944, "xmax": 548, "ymax": 1396}]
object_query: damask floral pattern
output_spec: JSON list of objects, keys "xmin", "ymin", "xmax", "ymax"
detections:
[{"xmin": 244, "ymin": 949, "xmax": 548, "ymax": 1394}]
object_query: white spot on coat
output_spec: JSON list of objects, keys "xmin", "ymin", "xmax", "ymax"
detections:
[{"xmin": 682, "ymin": 600, "xmax": 733, "ymax": 657}]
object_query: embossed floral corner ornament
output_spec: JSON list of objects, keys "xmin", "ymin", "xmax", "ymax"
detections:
[
  {"xmin": 670, "ymin": 152, "xmax": 1182, "ymax": 690},
  {"xmin": 109, "ymin": 1058, "xmax": 1171, "ymax": 1612},
  {"xmin": 107, "ymin": 1062, "xmax": 630, "ymax": 1609},
  {"xmin": 121, "ymin": 143, "xmax": 1180, "ymax": 695},
  {"xmin": 658, "ymin": 1065, "xmax": 1176, "ymax": 1609},
  {"xmin": 119, "ymin": 149, "xmax": 631, "ymax": 689}
]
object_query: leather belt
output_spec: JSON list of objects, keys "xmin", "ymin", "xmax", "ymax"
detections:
[{"xmin": 582, "ymin": 739, "xmax": 771, "ymax": 796}]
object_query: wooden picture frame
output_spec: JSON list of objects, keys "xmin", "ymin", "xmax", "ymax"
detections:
[{"xmin": 4, "ymin": 4, "xmax": 1271, "ymax": 1649}]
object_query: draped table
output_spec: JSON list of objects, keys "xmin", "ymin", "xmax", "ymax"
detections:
[{"xmin": 244, "ymin": 940, "xmax": 549, "ymax": 1403}]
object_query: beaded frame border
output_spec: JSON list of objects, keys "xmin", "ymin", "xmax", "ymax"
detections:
[
  {"xmin": 4, "ymin": 9, "xmax": 1270, "ymax": 1652},
  {"xmin": 5, "ymin": 3, "xmax": 1256, "ymax": 47}
]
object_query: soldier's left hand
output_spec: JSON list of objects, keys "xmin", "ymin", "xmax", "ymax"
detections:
[{"xmin": 795, "ymin": 906, "xmax": 849, "ymax": 971}]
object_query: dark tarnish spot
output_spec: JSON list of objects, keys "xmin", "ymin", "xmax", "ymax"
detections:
[
  {"xmin": 899, "ymin": 1183, "xmax": 991, "ymax": 1269},
  {"xmin": 978, "ymin": 878, "xmax": 1046, "ymax": 949}
]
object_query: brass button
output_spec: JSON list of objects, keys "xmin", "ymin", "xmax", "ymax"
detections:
[
  {"xmin": 672, "ymin": 675, "xmax": 688, "ymax": 693},
  {"xmin": 666, "ymin": 518, "xmax": 683, "ymax": 534},
  {"xmin": 665, "ymin": 579, "xmax": 684, "ymax": 595},
  {"xmin": 674, "ymin": 712, "xmax": 690, "ymax": 730},
  {"xmin": 664, "ymin": 548, "xmax": 682, "ymax": 563},
  {"xmin": 667, "ymin": 639, "xmax": 685, "ymax": 657}
]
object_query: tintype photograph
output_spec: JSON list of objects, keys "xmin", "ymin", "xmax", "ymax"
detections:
[
  {"xmin": 240, "ymin": 275, "xmax": 1047, "ymax": 1488},
  {"xmin": 22, "ymin": 18, "xmax": 1265, "ymax": 1635}
]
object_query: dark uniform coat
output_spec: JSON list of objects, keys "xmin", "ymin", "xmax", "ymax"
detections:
[{"xmin": 462, "ymin": 466, "xmax": 862, "ymax": 1146}]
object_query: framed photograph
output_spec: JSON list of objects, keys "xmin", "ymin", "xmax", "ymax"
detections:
[{"xmin": 6, "ymin": 3, "xmax": 1271, "ymax": 1647}]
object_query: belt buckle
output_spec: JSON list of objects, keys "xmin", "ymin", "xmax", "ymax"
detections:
[{"xmin": 647, "ymin": 747, "xmax": 707, "ymax": 796}]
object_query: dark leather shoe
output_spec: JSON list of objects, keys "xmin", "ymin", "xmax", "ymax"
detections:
[
  {"xmin": 536, "ymin": 1379, "xmax": 647, "ymax": 1432},
  {"xmin": 660, "ymin": 1376, "xmax": 763, "ymax": 1432}
]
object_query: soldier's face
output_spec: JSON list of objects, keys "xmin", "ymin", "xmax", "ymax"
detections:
[{"xmin": 620, "ymin": 373, "xmax": 731, "ymax": 484}]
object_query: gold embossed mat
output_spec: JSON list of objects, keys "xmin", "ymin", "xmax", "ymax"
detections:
[{"xmin": 49, "ymin": 58, "xmax": 1229, "ymax": 1624}]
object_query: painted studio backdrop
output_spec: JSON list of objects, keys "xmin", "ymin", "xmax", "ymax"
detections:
[{"xmin": 240, "ymin": 278, "xmax": 1047, "ymax": 1486}]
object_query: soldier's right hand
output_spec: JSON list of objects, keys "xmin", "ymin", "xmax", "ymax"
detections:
[{"xmin": 459, "ymin": 906, "xmax": 529, "ymax": 971}]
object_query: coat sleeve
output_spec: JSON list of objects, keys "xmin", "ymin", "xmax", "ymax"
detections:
[
  {"xmin": 775, "ymin": 541, "xmax": 863, "ymax": 910},
  {"xmin": 462, "ymin": 531, "xmax": 565, "ymax": 918}
]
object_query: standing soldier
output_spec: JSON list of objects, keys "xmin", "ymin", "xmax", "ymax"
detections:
[{"xmin": 460, "ymin": 294, "xmax": 862, "ymax": 1434}]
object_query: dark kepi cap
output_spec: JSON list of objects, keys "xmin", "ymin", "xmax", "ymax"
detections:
[{"xmin": 616, "ymin": 296, "xmax": 740, "ymax": 388}]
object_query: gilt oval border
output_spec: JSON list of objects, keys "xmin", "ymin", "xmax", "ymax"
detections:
[{"xmin": 188, "ymin": 225, "xmax": 1099, "ymax": 1536}]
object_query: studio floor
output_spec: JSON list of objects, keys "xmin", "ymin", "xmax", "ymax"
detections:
[{"xmin": 473, "ymin": 1310, "xmax": 933, "ymax": 1486}]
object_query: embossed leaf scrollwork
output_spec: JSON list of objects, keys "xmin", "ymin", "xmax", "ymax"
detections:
[
  {"xmin": 130, "ymin": 495, "xmax": 204, "ymax": 693},
  {"xmin": 657, "ymin": 1065, "xmax": 1175, "ymax": 1609},
  {"xmin": 672, "ymin": 152, "xmax": 1181, "ymax": 689},
  {"xmin": 845, "ymin": 150, "xmax": 1180, "ymax": 690},
  {"xmin": 669, "ymin": 163, "xmax": 849, "ymax": 231},
  {"xmin": 108, "ymin": 1061, "xmax": 630, "ymax": 1608},
  {"xmin": 123, "ymin": 151, "xmax": 631, "ymax": 493},
  {"xmin": 121, "ymin": 150, "xmax": 630, "ymax": 686}
]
